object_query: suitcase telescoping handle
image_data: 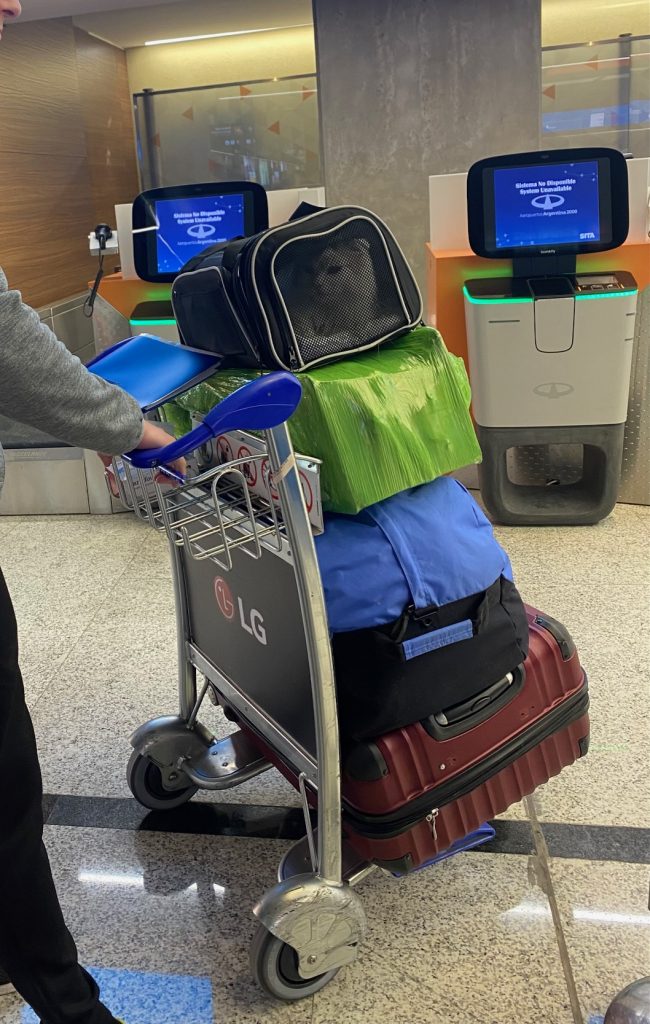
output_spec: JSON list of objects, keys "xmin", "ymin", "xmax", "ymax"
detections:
[{"xmin": 127, "ymin": 372, "xmax": 302, "ymax": 470}]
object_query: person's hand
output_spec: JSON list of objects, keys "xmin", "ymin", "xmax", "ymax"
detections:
[
  {"xmin": 137, "ymin": 420, "xmax": 187, "ymax": 477},
  {"xmin": 98, "ymin": 421, "xmax": 186, "ymax": 480}
]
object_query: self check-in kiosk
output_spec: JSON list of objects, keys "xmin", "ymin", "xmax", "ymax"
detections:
[
  {"xmin": 91, "ymin": 185, "xmax": 324, "ymax": 356},
  {"xmin": 464, "ymin": 147, "xmax": 638, "ymax": 525},
  {"xmin": 126, "ymin": 180, "xmax": 268, "ymax": 338},
  {"xmin": 131, "ymin": 180, "xmax": 268, "ymax": 284}
]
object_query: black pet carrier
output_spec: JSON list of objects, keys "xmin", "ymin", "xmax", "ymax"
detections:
[{"xmin": 171, "ymin": 206, "xmax": 423, "ymax": 372}]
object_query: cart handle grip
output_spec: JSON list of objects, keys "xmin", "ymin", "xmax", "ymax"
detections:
[{"xmin": 127, "ymin": 372, "xmax": 302, "ymax": 469}]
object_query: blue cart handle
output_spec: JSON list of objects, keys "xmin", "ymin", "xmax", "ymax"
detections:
[{"xmin": 127, "ymin": 372, "xmax": 302, "ymax": 470}]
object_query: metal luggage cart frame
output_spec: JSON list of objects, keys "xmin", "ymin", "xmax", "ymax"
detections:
[{"xmin": 111, "ymin": 375, "xmax": 368, "ymax": 1001}]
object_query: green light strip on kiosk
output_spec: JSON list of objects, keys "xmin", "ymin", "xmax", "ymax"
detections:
[
  {"xmin": 462, "ymin": 286, "xmax": 532, "ymax": 305},
  {"xmin": 574, "ymin": 290, "xmax": 638, "ymax": 301},
  {"xmin": 130, "ymin": 319, "xmax": 176, "ymax": 326},
  {"xmin": 463, "ymin": 286, "xmax": 637, "ymax": 304}
]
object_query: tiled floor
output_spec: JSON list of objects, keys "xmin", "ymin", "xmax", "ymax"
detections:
[{"xmin": 0, "ymin": 504, "xmax": 649, "ymax": 1023}]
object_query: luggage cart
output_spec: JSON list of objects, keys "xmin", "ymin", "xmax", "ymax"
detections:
[{"xmin": 108, "ymin": 366, "xmax": 369, "ymax": 1000}]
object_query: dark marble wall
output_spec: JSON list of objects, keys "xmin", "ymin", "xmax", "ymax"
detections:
[{"xmin": 313, "ymin": 0, "xmax": 541, "ymax": 290}]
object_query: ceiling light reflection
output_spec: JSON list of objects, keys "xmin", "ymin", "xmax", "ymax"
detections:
[
  {"xmin": 502, "ymin": 902, "xmax": 650, "ymax": 926},
  {"xmin": 78, "ymin": 871, "xmax": 145, "ymax": 888}
]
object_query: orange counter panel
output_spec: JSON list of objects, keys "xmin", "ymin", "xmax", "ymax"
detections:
[
  {"xmin": 426, "ymin": 243, "xmax": 650, "ymax": 374},
  {"xmin": 93, "ymin": 273, "xmax": 172, "ymax": 320}
]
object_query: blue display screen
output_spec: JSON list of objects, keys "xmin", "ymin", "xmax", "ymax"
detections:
[
  {"xmin": 155, "ymin": 194, "xmax": 245, "ymax": 273},
  {"xmin": 493, "ymin": 160, "xmax": 600, "ymax": 249}
]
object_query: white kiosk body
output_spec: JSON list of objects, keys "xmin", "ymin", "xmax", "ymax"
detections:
[{"xmin": 463, "ymin": 147, "xmax": 637, "ymax": 525}]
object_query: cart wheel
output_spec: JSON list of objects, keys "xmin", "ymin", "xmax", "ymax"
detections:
[
  {"xmin": 126, "ymin": 751, "xmax": 198, "ymax": 811},
  {"xmin": 249, "ymin": 922, "xmax": 339, "ymax": 1001}
]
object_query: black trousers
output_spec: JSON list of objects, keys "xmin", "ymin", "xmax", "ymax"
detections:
[{"xmin": 0, "ymin": 568, "xmax": 118, "ymax": 1024}]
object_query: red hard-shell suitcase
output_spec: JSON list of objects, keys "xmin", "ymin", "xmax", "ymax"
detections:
[{"xmin": 340, "ymin": 607, "xmax": 589, "ymax": 874}]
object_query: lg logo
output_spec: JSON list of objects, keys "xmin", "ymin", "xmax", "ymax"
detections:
[
  {"xmin": 214, "ymin": 577, "xmax": 267, "ymax": 646},
  {"xmin": 214, "ymin": 577, "xmax": 235, "ymax": 620}
]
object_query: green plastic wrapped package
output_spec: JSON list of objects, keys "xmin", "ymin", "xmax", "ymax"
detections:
[
  {"xmin": 161, "ymin": 399, "xmax": 193, "ymax": 439},
  {"xmin": 165, "ymin": 326, "xmax": 481, "ymax": 514}
]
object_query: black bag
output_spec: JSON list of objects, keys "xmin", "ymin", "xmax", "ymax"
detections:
[
  {"xmin": 332, "ymin": 576, "xmax": 530, "ymax": 741},
  {"xmin": 314, "ymin": 478, "xmax": 529, "ymax": 741},
  {"xmin": 171, "ymin": 206, "xmax": 423, "ymax": 372}
]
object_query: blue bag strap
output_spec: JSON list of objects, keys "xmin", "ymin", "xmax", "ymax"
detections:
[
  {"xmin": 365, "ymin": 500, "xmax": 429, "ymax": 609},
  {"xmin": 407, "ymin": 580, "xmax": 496, "ymax": 632},
  {"xmin": 390, "ymin": 576, "xmax": 501, "ymax": 658},
  {"xmin": 402, "ymin": 620, "xmax": 474, "ymax": 660}
]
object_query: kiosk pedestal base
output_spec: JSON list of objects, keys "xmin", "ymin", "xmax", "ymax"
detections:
[{"xmin": 476, "ymin": 423, "xmax": 625, "ymax": 526}]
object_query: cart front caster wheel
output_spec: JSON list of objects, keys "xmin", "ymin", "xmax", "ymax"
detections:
[
  {"xmin": 126, "ymin": 751, "xmax": 198, "ymax": 811},
  {"xmin": 250, "ymin": 922, "xmax": 339, "ymax": 1001}
]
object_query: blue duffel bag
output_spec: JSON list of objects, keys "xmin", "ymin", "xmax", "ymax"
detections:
[{"xmin": 315, "ymin": 478, "xmax": 529, "ymax": 740}]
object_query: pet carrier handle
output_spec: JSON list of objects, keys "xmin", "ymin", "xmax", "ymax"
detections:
[{"xmin": 127, "ymin": 372, "xmax": 302, "ymax": 469}]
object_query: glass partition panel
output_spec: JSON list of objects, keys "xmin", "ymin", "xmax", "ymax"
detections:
[
  {"xmin": 542, "ymin": 34, "xmax": 650, "ymax": 157},
  {"xmin": 134, "ymin": 74, "xmax": 321, "ymax": 191}
]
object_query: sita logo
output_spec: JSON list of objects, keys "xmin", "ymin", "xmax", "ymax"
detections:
[{"xmin": 214, "ymin": 577, "xmax": 267, "ymax": 646}]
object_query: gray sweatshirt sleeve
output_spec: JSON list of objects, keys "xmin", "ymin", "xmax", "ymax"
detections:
[{"xmin": 0, "ymin": 269, "xmax": 144, "ymax": 454}]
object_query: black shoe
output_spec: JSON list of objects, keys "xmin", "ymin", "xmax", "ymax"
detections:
[{"xmin": 0, "ymin": 970, "xmax": 16, "ymax": 997}]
